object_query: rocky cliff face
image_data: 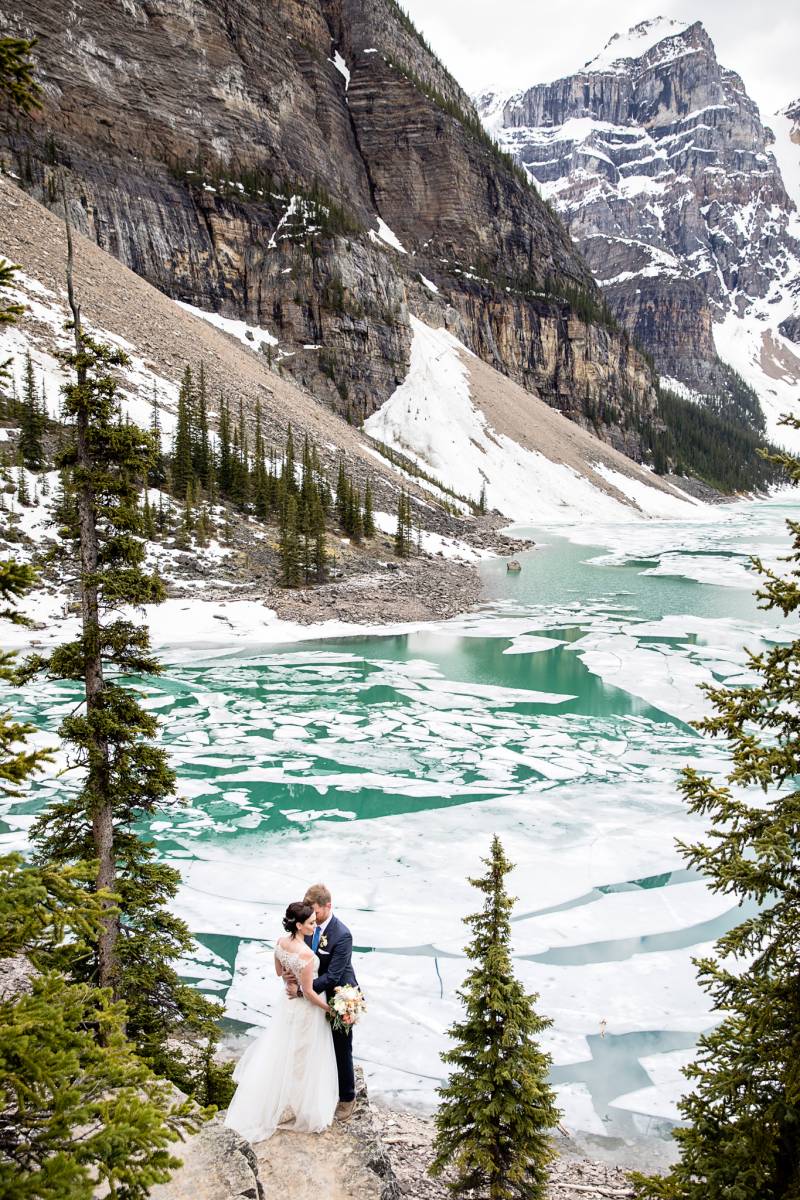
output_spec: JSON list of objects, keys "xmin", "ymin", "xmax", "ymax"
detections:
[
  {"xmin": 477, "ymin": 18, "xmax": 800, "ymax": 442},
  {"xmin": 0, "ymin": 0, "xmax": 658, "ymax": 454}
]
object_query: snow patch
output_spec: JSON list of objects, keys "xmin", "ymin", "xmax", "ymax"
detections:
[
  {"xmin": 176, "ymin": 302, "xmax": 278, "ymax": 350},
  {"xmin": 369, "ymin": 217, "xmax": 407, "ymax": 254},
  {"xmin": 363, "ymin": 317, "xmax": 700, "ymax": 525},
  {"xmin": 331, "ymin": 50, "xmax": 350, "ymax": 90},
  {"xmin": 585, "ymin": 19, "xmax": 691, "ymax": 74}
]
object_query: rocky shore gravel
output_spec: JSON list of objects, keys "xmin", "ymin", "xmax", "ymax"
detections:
[{"xmin": 373, "ymin": 1106, "xmax": 637, "ymax": 1200}]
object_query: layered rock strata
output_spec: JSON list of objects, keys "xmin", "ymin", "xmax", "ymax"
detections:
[
  {"xmin": 477, "ymin": 19, "xmax": 800, "ymax": 421},
  {"xmin": 1, "ymin": 0, "xmax": 657, "ymax": 454}
]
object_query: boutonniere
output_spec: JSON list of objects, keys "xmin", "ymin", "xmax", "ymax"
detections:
[{"xmin": 320, "ymin": 935, "xmax": 328, "ymax": 949}]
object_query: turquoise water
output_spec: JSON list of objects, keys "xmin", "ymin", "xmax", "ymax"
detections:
[{"xmin": 2, "ymin": 498, "xmax": 796, "ymax": 1147}]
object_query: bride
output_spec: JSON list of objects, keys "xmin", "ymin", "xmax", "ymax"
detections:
[{"xmin": 224, "ymin": 901, "xmax": 339, "ymax": 1142}]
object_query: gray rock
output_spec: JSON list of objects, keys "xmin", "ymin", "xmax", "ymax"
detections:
[
  {"xmin": 3, "ymin": 0, "xmax": 658, "ymax": 457},
  {"xmin": 149, "ymin": 1119, "xmax": 264, "ymax": 1200},
  {"xmin": 478, "ymin": 19, "xmax": 799, "ymax": 412}
]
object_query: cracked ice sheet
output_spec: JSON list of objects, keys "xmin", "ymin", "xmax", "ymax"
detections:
[
  {"xmin": 571, "ymin": 613, "xmax": 800, "ymax": 723},
  {"xmin": 573, "ymin": 633, "xmax": 713, "ymax": 721},
  {"xmin": 506, "ymin": 880, "xmax": 734, "ymax": 957},
  {"xmin": 222, "ymin": 942, "xmax": 714, "ymax": 1121},
  {"xmin": 555, "ymin": 496, "xmax": 794, "ymax": 567},
  {"xmin": 611, "ymin": 1048, "xmax": 698, "ymax": 1120},
  {"xmin": 169, "ymin": 782, "xmax": 712, "ymax": 950}
]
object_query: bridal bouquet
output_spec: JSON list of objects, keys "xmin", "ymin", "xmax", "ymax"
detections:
[{"xmin": 329, "ymin": 984, "xmax": 367, "ymax": 1034}]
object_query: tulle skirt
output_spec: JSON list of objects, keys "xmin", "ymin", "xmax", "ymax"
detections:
[{"xmin": 224, "ymin": 992, "xmax": 338, "ymax": 1143}]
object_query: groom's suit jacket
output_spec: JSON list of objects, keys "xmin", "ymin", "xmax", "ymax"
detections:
[{"xmin": 306, "ymin": 914, "xmax": 358, "ymax": 1000}]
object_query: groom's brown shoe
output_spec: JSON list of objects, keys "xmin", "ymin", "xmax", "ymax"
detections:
[{"xmin": 335, "ymin": 1100, "xmax": 355, "ymax": 1122}]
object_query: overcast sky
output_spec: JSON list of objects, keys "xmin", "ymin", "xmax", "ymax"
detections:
[{"xmin": 400, "ymin": 1, "xmax": 799, "ymax": 119}]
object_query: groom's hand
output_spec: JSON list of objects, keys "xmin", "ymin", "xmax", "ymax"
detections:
[{"xmin": 284, "ymin": 978, "xmax": 300, "ymax": 999}]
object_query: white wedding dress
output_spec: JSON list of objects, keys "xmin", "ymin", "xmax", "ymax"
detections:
[{"xmin": 224, "ymin": 945, "xmax": 338, "ymax": 1142}]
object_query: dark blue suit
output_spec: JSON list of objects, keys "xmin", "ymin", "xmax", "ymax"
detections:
[{"xmin": 306, "ymin": 914, "xmax": 358, "ymax": 1101}]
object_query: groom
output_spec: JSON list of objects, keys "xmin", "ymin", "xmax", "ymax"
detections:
[{"xmin": 303, "ymin": 883, "xmax": 358, "ymax": 1122}]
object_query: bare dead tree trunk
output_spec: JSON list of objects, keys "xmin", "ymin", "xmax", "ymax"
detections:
[{"xmin": 63, "ymin": 191, "xmax": 119, "ymax": 995}]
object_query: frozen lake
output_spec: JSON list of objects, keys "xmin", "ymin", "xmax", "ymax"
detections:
[{"xmin": 3, "ymin": 495, "xmax": 797, "ymax": 1157}]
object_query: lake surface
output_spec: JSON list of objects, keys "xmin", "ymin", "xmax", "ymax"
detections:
[{"xmin": 3, "ymin": 495, "xmax": 797, "ymax": 1159}]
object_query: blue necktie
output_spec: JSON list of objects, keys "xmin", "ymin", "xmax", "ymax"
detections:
[{"xmin": 312, "ymin": 926, "xmax": 321, "ymax": 953}]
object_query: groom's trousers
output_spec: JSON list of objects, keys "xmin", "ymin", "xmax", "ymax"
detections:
[{"xmin": 332, "ymin": 1024, "xmax": 355, "ymax": 1101}]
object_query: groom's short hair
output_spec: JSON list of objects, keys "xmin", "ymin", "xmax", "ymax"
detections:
[{"xmin": 305, "ymin": 883, "xmax": 331, "ymax": 906}]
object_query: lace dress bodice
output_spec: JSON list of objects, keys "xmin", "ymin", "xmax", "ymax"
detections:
[{"xmin": 275, "ymin": 943, "xmax": 319, "ymax": 984}]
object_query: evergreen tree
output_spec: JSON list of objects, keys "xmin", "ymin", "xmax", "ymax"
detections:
[
  {"xmin": 157, "ymin": 491, "xmax": 167, "ymax": 537},
  {"xmin": 26, "ymin": 234, "xmax": 226, "ymax": 1096},
  {"xmin": 233, "ymin": 399, "xmax": 250, "ymax": 508},
  {"xmin": 0, "ymin": 42, "xmax": 38, "ymax": 378},
  {"xmin": 0, "ymin": 560, "xmax": 48, "ymax": 792},
  {"xmin": 171, "ymin": 366, "xmax": 195, "ymax": 499},
  {"xmin": 394, "ymin": 490, "xmax": 414, "ymax": 557},
  {"xmin": 194, "ymin": 363, "xmax": 211, "ymax": 491},
  {"xmin": 0, "ymin": 263, "xmax": 23, "ymax": 383},
  {"xmin": 253, "ymin": 401, "xmax": 268, "ymax": 520},
  {"xmin": 0, "ymin": 565, "xmax": 200, "ymax": 1198},
  {"xmin": 336, "ymin": 459, "xmax": 349, "ymax": 527},
  {"xmin": 313, "ymin": 494, "xmax": 327, "ymax": 583},
  {"xmin": 18, "ymin": 352, "xmax": 45, "ymax": 470},
  {"xmin": 0, "ymin": 854, "xmax": 202, "ymax": 1200},
  {"xmin": 349, "ymin": 488, "xmax": 363, "ymax": 543},
  {"xmin": 142, "ymin": 487, "xmax": 156, "ymax": 540},
  {"xmin": 431, "ymin": 836, "xmax": 560, "ymax": 1199},
  {"xmin": 283, "ymin": 423, "xmax": 297, "ymax": 497},
  {"xmin": 633, "ymin": 426, "xmax": 800, "ymax": 1199},
  {"xmin": 15, "ymin": 449, "xmax": 29, "ymax": 506},
  {"xmin": 217, "ymin": 395, "xmax": 232, "ymax": 498},
  {"xmin": 478, "ymin": 482, "xmax": 487, "ymax": 516},
  {"xmin": 148, "ymin": 381, "xmax": 167, "ymax": 488},
  {"xmin": 0, "ymin": 35, "xmax": 40, "ymax": 113},
  {"xmin": 279, "ymin": 493, "xmax": 301, "ymax": 588},
  {"xmin": 363, "ymin": 477, "xmax": 375, "ymax": 537}
]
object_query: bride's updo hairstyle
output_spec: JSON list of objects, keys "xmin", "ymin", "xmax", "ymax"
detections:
[{"xmin": 283, "ymin": 901, "xmax": 314, "ymax": 934}]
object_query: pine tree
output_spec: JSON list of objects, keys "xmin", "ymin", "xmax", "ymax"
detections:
[
  {"xmin": 336, "ymin": 459, "xmax": 349, "ymax": 527},
  {"xmin": 633, "ymin": 428, "xmax": 800, "ymax": 1199},
  {"xmin": 478, "ymin": 482, "xmax": 487, "ymax": 516},
  {"xmin": 313, "ymin": 490, "xmax": 327, "ymax": 583},
  {"xmin": 15, "ymin": 449, "xmax": 29, "ymax": 506},
  {"xmin": 149, "ymin": 381, "xmax": 167, "ymax": 488},
  {"xmin": 283, "ymin": 423, "xmax": 297, "ymax": 496},
  {"xmin": 253, "ymin": 400, "xmax": 268, "ymax": 520},
  {"xmin": 18, "ymin": 351, "xmax": 45, "ymax": 470},
  {"xmin": 171, "ymin": 366, "xmax": 195, "ymax": 499},
  {"xmin": 0, "ymin": 560, "xmax": 49, "ymax": 792},
  {"xmin": 394, "ymin": 490, "xmax": 414, "ymax": 557},
  {"xmin": 0, "ymin": 854, "xmax": 202, "ymax": 1200},
  {"xmin": 0, "ymin": 264, "xmax": 23, "ymax": 377},
  {"xmin": 142, "ymin": 487, "xmax": 156, "ymax": 540},
  {"xmin": 431, "ymin": 836, "xmax": 560, "ymax": 1199},
  {"xmin": 349, "ymin": 488, "xmax": 363, "ymax": 543},
  {"xmin": 26, "ymin": 229, "xmax": 226, "ymax": 1096},
  {"xmin": 279, "ymin": 493, "xmax": 301, "ymax": 587},
  {"xmin": 0, "ymin": 565, "xmax": 200, "ymax": 1197},
  {"xmin": 194, "ymin": 363, "xmax": 211, "ymax": 491},
  {"xmin": 217, "ymin": 395, "xmax": 232, "ymax": 498},
  {"xmin": 0, "ymin": 36, "xmax": 38, "ymax": 380},
  {"xmin": 363, "ymin": 477, "xmax": 376, "ymax": 537},
  {"xmin": 0, "ymin": 35, "xmax": 41, "ymax": 114}
]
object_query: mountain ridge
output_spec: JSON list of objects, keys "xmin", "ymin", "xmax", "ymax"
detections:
[
  {"xmin": 0, "ymin": 0, "xmax": 671, "ymax": 464},
  {"xmin": 476, "ymin": 18, "xmax": 800, "ymax": 445}
]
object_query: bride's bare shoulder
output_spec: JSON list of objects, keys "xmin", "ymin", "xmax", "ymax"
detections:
[{"xmin": 276, "ymin": 937, "xmax": 313, "ymax": 961}]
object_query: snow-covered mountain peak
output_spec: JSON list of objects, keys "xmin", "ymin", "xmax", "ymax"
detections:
[
  {"xmin": 476, "ymin": 23, "xmax": 800, "ymax": 446},
  {"xmin": 583, "ymin": 17, "xmax": 692, "ymax": 74},
  {"xmin": 770, "ymin": 97, "xmax": 800, "ymax": 210}
]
